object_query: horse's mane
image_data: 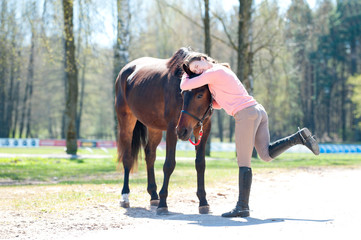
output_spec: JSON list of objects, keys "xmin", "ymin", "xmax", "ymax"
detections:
[{"xmin": 166, "ymin": 47, "xmax": 193, "ymax": 77}]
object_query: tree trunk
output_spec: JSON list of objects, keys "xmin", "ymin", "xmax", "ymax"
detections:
[
  {"xmin": 349, "ymin": 35, "xmax": 358, "ymax": 141},
  {"xmin": 75, "ymin": 0, "xmax": 89, "ymax": 139},
  {"xmin": 229, "ymin": 115, "xmax": 234, "ymax": 142},
  {"xmin": 63, "ymin": 0, "xmax": 78, "ymax": 154},
  {"xmin": 0, "ymin": 1, "xmax": 7, "ymax": 137},
  {"xmin": 113, "ymin": 0, "xmax": 131, "ymax": 140},
  {"xmin": 217, "ymin": 111, "xmax": 223, "ymax": 142},
  {"xmin": 76, "ymin": 57, "xmax": 86, "ymax": 138},
  {"xmin": 203, "ymin": 0, "xmax": 211, "ymax": 55},
  {"xmin": 5, "ymin": 36, "xmax": 16, "ymax": 137},
  {"xmin": 350, "ymin": 35, "xmax": 357, "ymax": 75},
  {"xmin": 19, "ymin": 37, "xmax": 34, "ymax": 139},
  {"xmin": 25, "ymin": 27, "xmax": 35, "ymax": 138},
  {"xmin": 47, "ymin": 103, "xmax": 54, "ymax": 138},
  {"xmin": 237, "ymin": 0, "xmax": 253, "ymax": 93},
  {"xmin": 61, "ymin": 37, "xmax": 68, "ymax": 139},
  {"xmin": 203, "ymin": 0, "xmax": 211, "ymax": 156},
  {"xmin": 12, "ymin": 81, "xmax": 20, "ymax": 138},
  {"xmin": 341, "ymin": 62, "xmax": 346, "ymax": 141}
]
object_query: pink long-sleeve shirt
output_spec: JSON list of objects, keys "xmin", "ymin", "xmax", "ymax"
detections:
[{"xmin": 180, "ymin": 64, "xmax": 257, "ymax": 116}]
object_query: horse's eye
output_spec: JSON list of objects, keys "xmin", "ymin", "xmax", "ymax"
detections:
[{"xmin": 197, "ymin": 94, "xmax": 203, "ymax": 99}]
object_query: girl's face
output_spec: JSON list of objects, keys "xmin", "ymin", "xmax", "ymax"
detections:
[{"xmin": 189, "ymin": 57, "xmax": 212, "ymax": 74}]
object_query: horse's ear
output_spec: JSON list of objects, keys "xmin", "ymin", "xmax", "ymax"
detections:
[{"xmin": 182, "ymin": 64, "xmax": 193, "ymax": 76}]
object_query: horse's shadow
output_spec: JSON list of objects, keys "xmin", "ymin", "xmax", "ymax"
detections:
[{"xmin": 124, "ymin": 207, "xmax": 333, "ymax": 227}]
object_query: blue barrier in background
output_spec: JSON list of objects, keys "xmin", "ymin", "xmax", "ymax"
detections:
[
  {"xmin": 1, "ymin": 138, "xmax": 361, "ymax": 154},
  {"xmin": 176, "ymin": 143, "xmax": 361, "ymax": 154},
  {"xmin": 319, "ymin": 144, "xmax": 361, "ymax": 153}
]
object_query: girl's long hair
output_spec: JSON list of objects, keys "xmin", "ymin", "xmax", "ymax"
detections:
[{"xmin": 184, "ymin": 52, "xmax": 231, "ymax": 69}]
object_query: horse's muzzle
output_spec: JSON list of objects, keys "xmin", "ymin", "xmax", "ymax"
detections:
[{"xmin": 176, "ymin": 126, "xmax": 191, "ymax": 141}]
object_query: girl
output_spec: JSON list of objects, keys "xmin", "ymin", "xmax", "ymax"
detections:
[{"xmin": 180, "ymin": 53, "xmax": 319, "ymax": 218}]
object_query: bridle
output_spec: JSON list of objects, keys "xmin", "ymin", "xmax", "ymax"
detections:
[{"xmin": 180, "ymin": 95, "xmax": 213, "ymax": 146}]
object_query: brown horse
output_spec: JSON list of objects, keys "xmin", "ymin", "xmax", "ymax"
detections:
[{"xmin": 115, "ymin": 48, "xmax": 212, "ymax": 215}]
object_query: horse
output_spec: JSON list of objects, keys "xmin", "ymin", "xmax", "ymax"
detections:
[{"xmin": 114, "ymin": 47, "xmax": 212, "ymax": 215}]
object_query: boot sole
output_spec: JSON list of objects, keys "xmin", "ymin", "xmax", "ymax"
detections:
[
  {"xmin": 221, "ymin": 210, "xmax": 250, "ymax": 218},
  {"xmin": 300, "ymin": 128, "xmax": 320, "ymax": 155}
]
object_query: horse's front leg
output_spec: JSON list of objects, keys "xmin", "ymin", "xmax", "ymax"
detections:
[
  {"xmin": 194, "ymin": 120, "xmax": 211, "ymax": 214},
  {"xmin": 145, "ymin": 128, "xmax": 163, "ymax": 207},
  {"xmin": 157, "ymin": 124, "xmax": 177, "ymax": 215}
]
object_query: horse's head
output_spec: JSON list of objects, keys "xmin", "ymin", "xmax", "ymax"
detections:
[{"xmin": 176, "ymin": 64, "xmax": 213, "ymax": 141}]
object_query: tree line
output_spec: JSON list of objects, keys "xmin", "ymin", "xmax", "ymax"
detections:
[{"xmin": 0, "ymin": 0, "xmax": 360, "ymax": 154}]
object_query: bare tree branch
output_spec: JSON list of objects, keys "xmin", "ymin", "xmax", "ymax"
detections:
[
  {"xmin": 162, "ymin": 1, "xmax": 234, "ymax": 49},
  {"xmin": 252, "ymin": 28, "xmax": 279, "ymax": 55},
  {"xmin": 155, "ymin": 0, "xmax": 177, "ymax": 36},
  {"xmin": 211, "ymin": 10, "xmax": 238, "ymax": 50}
]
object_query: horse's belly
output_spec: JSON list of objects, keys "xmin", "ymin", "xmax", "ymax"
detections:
[{"xmin": 131, "ymin": 107, "xmax": 168, "ymax": 130}]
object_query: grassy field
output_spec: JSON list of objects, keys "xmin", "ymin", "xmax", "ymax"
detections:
[{"xmin": 1, "ymin": 147, "xmax": 361, "ymax": 185}]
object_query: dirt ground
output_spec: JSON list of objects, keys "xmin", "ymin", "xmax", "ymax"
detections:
[{"xmin": 1, "ymin": 167, "xmax": 361, "ymax": 240}]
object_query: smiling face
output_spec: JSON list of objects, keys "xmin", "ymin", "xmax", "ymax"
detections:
[{"xmin": 188, "ymin": 57, "xmax": 213, "ymax": 74}]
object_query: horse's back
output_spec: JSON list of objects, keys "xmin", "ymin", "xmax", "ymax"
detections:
[
  {"xmin": 115, "ymin": 56, "xmax": 180, "ymax": 130},
  {"xmin": 116, "ymin": 57, "xmax": 165, "ymax": 91}
]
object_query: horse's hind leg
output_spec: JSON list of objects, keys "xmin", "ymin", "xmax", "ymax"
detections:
[
  {"xmin": 145, "ymin": 128, "xmax": 162, "ymax": 207},
  {"xmin": 117, "ymin": 110, "xmax": 137, "ymax": 208}
]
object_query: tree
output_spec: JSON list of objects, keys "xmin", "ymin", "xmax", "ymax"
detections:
[
  {"xmin": 0, "ymin": 0, "xmax": 8, "ymax": 137},
  {"xmin": 203, "ymin": 0, "xmax": 211, "ymax": 55},
  {"xmin": 63, "ymin": 0, "xmax": 78, "ymax": 154},
  {"xmin": 348, "ymin": 74, "xmax": 361, "ymax": 128},
  {"xmin": 202, "ymin": 0, "xmax": 212, "ymax": 156},
  {"xmin": 250, "ymin": 1, "xmax": 301, "ymax": 139},
  {"xmin": 285, "ymin": 0, "xmax": 314, "ymax": 132},
  {"xmin": 113, "ymin": 0, "xmax": 131, "ymax": 139},
  {"xmin": 0, "ymin": 1, "xmax": 23, "ymax": 138},
  {"xmin": 308, "ymin": 0, "xmax": 361, "ymax": 141},
  {"xmin": 236, "ymin": 0, "xmax": 253, "ymax": 94},
  {"xmin": 24, "ymin": 1, "xmax": 37, "ymax": 138},
  {"xmin": 76, "ymin": 0, "xmax": 92, "ymax": 138}
]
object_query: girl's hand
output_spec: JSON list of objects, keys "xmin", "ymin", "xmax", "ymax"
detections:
[
  {"xmin": 182, "ymin": 72, "xmax": 189, "ymax": 81},
  {"xmin": 212, "ymin": 99, "xmax": 222, "ymax": 109}
]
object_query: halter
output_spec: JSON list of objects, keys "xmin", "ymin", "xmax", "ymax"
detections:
[{"xmin": 181, "ymin": 97, "xmax": 213, "ymax": 146}]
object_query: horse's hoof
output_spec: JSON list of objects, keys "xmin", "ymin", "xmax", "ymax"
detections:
[
  {"xmin": 156, "ymin": 207, "xmax": 169, "ymax": 215},
  {"xmin": 150, "ymin": 199, "xmax": 160, "ymax": 207},
  {"xmin": 199, "ymin": 205, "xmax": 211, "ymax": 214},
  {"xmin": 120, "ymin": 194, "xmax": 130, "ymax": 208},
  {"xmin": 120, "ymin": 201, "xmax": 130, "ymax": 208}
]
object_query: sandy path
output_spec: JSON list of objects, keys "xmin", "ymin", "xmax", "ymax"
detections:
[{"xmin": 1, "ymin": 167, "xmax": 361, "ymax": 240}]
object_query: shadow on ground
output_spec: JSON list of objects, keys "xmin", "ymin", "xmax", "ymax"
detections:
[{"xmin": 124, "ymin": 207, "xmax": 333, "ymax": 227}]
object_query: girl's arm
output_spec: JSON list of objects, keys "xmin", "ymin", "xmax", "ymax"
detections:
[{"xmin": 180, "ymin": 68, "xmax": 218, "ymax": 90}]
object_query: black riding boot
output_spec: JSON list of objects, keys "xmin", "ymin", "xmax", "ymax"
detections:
[
  {"xmin": 269, "ymin": 127, "xmax": 319, "ymax": 159},
  {"xmin": 222, "ymin": 167, "xmax": 252, "ymax": 218}
]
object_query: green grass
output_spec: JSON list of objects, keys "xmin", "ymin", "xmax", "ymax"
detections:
[
  {"xmin": 1, "ymin": 147, "xmax": 361, "ymax": 185},
  {"xmin": 0, "ymin": 158, "xmax": 116, "ymax": 182},
  {"xmin": 0, "ymin": 146, "xmax": 116, "ymax": 155}
]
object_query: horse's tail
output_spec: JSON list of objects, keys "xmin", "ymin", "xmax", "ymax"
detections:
[
  {"xmin": 115, "ymin": 64, "xmax": 147, "ymax": 172},
  {"xmin": 130, "ymin": 120, "xmax": 148, "ymax": 171},
  {"xmin": 116, "ymin": 120, "xmax": 148, "ymax": 172}
]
